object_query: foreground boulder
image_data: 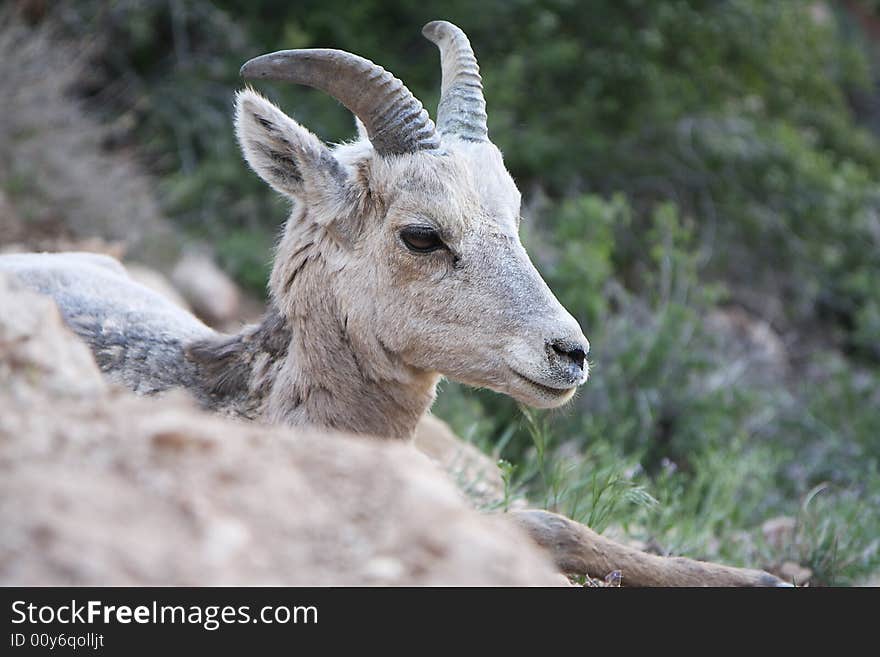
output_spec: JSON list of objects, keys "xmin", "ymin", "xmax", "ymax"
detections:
[{"xmin": 0, "ymin": 275, "xmax": 562, "ymax": 585}]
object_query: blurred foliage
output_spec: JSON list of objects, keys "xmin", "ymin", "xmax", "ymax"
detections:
[{"xmin": 52, "ymin": 0, "xmax": 880, "ymax": 584}]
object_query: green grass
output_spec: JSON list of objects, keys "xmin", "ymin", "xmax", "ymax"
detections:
[{"xmin": 435, "ymin": 391, "xmax": 880, "ymax": 585}]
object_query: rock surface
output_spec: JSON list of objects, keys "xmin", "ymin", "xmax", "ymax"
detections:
[
  {"xmin": 127, "ymin": 264, "xmax": 191, "ymax": 311},
  {"xmin": 0, "ymin": 275, "xmax": 561, "ymax": 586},
  {"xmin": 413, "ymin": 414, "xmax": 509, "ymax": 509},
  {"xmin": 171, "ymin": 252, "xmax": 242, "ymax": 327}
]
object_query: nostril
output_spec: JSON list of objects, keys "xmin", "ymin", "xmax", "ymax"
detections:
[
  {"xmin": 551, "ymin": 341, "xmax": 587, "ymax": 370},
  {"xmin": 568, "ymin": 347, "xmax": 586, "ymax": 370}
]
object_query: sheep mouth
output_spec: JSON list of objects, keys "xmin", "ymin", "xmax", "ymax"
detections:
[{"xmin": 508, "ymin": 368, "xmax": 578, "ymax": 398}]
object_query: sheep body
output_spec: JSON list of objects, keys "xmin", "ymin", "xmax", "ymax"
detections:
[
  {"xmin": 0, "ymin": 252, "xmax": 212, "ymax": 396},
  {"xmin": 2, "ymin": 22, "xmax": 592, "ymax": 439}
]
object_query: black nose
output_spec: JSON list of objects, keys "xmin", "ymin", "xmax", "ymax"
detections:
[{"xmin": 551, "ymin": 340, "xmax": 587, "ymax": 371}]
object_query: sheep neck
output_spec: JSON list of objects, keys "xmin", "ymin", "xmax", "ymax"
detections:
[
  {"xmin": 189, "ymin": 253, "xmax": 438, "ymax": 440},
  {"xmin": 255, "ymin": 291, "xmax": 439, "ymax": 439}
]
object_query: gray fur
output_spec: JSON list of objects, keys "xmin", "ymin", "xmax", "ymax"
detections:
[{"xmin": 0, "ymin": 252, "xmax": 212, "ymax": 395}]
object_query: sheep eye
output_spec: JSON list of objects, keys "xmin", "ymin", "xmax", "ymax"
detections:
[{"xmin": 400, "ymin": 226, "xmax": 445, "ymax": 253}]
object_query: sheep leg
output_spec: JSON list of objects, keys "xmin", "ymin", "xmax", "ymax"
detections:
[{"xmin": 510, "ymin": 509, "xmax": 788, "ymax": 587}]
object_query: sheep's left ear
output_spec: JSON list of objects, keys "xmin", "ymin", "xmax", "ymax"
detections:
[{"xmin": 235, "ymin": 89, "xmax": 349, "ymax": 206}]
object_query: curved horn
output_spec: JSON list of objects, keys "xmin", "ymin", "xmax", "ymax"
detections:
[
  {"xmin": 422, "ymin": 20, "xmax": 488, "ymax": 141},
  {"xmin": 240, "ymin": 49, "xmax": 440, "ymax": 156}
]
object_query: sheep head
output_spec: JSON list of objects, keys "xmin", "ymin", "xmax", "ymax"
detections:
[{"xmin": 236, "ymin": 20, "xmax": 589, "ymax": 409}]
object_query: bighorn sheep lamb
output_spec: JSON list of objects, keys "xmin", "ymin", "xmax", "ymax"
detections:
[{"xmin": 0, "ymin": 21, "xmax": 784, "ymax": 586}]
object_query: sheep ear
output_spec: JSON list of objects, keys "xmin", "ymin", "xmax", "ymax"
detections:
[{"xmin": 235, "ymin": 89, "xmax": 344, "ymax": 200}]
